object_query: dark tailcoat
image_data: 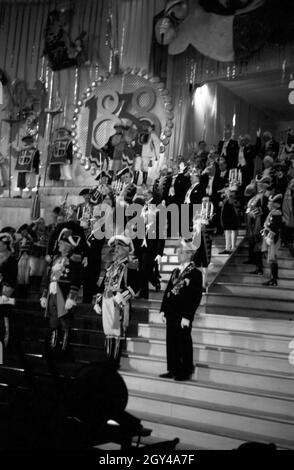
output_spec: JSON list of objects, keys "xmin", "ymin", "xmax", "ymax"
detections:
[
  {"xmin": 160, "ymin": 262, "xmax": 202, "ymax": 377},
  {"xmin": 218, "ymin": 139, "xmax": 239, "ymax": 169}
]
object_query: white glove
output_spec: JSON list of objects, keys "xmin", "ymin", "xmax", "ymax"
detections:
[
  {"xmin": 45, "ymin": 255, "xmax": 52, "ymax": 264},
  {"xmin": 181, "ymin": 317, "xmax": 190, "ymax": 329},
  {"xmin": 113, "ymin": 292, "xmax": 124, "ymax": 306},
  {"xmin": 160, "ymin": 311, "xmax": 166, "ymax": 323},
  {"xmin": 40, "ymin": 297, "xmax": 47, "ymax": 309},
  {"xmin": 93, "ymin": 303, "xmax": 102, "ymax": 315},
  {"xmin": 65, "ymin": 298, "xmax": 76, "ymax": 311},
  {"xmin": 0, "ymin": 295, "xmax": 9, "ymax": 304},
  {"xmin": 82, "ymin": 257, "xmax": 88, "ymax": 268},
  {"xmin": 155, "ymin": 255, "xmax": 162, "ymax": 264}
]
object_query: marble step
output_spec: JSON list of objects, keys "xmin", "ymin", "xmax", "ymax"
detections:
[
  {"xmin": 122, "ymin": 371, "xmax": 294, "ymax": 419},
  {"xmin": 5, "ymin": 318, "xmax": 293, "ymax": 374},
  {"xmin": 121, "ymin": 353, "xmax": 294, "ymax": 396},
  {"xmin": 205, "ymin": 293, "xmax": 294, "ymax": 314},
  {"xmin": 136, "ymin": 323, "xmax": 292, "ymax": 355},
  {"xmin": 125, "ymin": 338, "xmax": 293, "ymax": 374},
  {"xmin": 229, "ymin": 254, "xmax": 294, "ymax": 269},
  {"xmin": 127, "ymin": 390, "xmax": 294, "ymax": 442},
  {"xmin": 221, "ymin": 263, "xmax": 294, "ymax": 279},
  {"xmin": 128, "ymin": 411, "xmax": 293, "ymax": 450},
  {"xmin": 216, "ymin": 272, "xmax": 294, "ymax": 288},
  {"xmin": 211, "ymin": 282, "xmax": 294, "ymax": 301}
]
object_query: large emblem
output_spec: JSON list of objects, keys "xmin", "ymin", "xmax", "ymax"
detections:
[{"xmin": 72, "ymin": 69, "xmax": 174, "ymax": 176}]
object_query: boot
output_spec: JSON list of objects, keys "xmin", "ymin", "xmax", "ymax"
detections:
[
  {"xmin": 61, "ymin": 328, "xmax": 69, "ymax": 352},
  {"xmin": 105, "ymin": 336, "xmax": 112, "ymax": 360},
  {"xmin": 113, "ymin": 337, "xmax": 121, "ymax": 369},
  {"xmin": 133, "ymin": 170, "xmax": 139, "ymax": 185},
  {"xmin": 263, "ymin": 262, "xmax": 278, "ymax": 286},
  {"xmin": 142, "ymin": 171, "xmax": 148, "ymax": 186},
  {"xmin": 50, "ymin": 329, "xmax": 58, "ymax": 350},
  {"xmin": 249, "ymin": 252, "xmax": 263, "ymax": 275}
]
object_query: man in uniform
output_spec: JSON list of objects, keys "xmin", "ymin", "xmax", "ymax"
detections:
[
  {"xmin": 40, "ymin": 228, "xmax": 83, "ymax": 355},
  {"xmin": 15, "ymin": 134, "xmax": 40, "ymax": 198},
  {"xmin": 159, "ymin": 240, "xmax": 202, "ymax": 381},
  {"xmin": 94, "ymin": 235, "xmax": 135, "ymax": 367}
]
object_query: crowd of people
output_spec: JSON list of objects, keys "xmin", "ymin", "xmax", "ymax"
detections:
[{"xmin": 1, "ymin": 124, "xmax": 294, "ymax": 374}]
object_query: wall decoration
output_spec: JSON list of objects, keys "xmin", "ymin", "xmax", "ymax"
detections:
[
  {"xmin": 154, "ymin": 0, "xmax": 294, "ymax": 62},
  {"xmin": 43, "ymin": 8, "xmax": 88, "ymax": 72},
  {"xmin": 72, "ymin": 69, "xmax": 174, "ymax": 177}
]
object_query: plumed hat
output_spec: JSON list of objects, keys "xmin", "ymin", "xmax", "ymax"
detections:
[
  {"xmin": 79, "ymin": 188, "xmax": 91, "ymax": 196},
  {"xmin": 255, "ymin": 174, "xmax": 272, "ymax": 186},
  {"xmin": 116, "ymin": 166, "xmax": 132, "ymax": 179},
  {"xmin": 58, "ymin": 228, "xmax": 81, "ymax": 248},
  {"xmin": 108, "ymin": 234, "xmax": 132, "ymax": 249},
  {"xmin": 95, "ymin": 170, "xmax": 111, "ymax": 181},
  {"xmin": 269, "ymin": 194, "xmax": 283, "ymax": 207},
  {"xmin": 0, "ymin": 232, "xmax": 14, "ymax": 251}
]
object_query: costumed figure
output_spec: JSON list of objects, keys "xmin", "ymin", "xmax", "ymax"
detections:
[
  {"xmin": 159, "ymin": 239, "xmax": 203, "ymax": 381},
  {"xmin": 261, "ymin": 194, "xmax": 283, "ymax": 286},
  {"xmin": 115, "ymin": 167, "xmax": 137, "ymax": 209},
  {"xmin": 134, "ymin": 121, "xmax": 161, "ymax": 186},
  {"xmin": 0, "ymin": 233, "xmax": 17, "ymax": 350},
  {"xmin": 15, "ymin": 135, "xmax": 40, "ymax": 198},
  {"xmin": 15, "ymin": 224, "xmax": 35, "ymax": 291},
  {"xmin": 282, "ymin": 178, "xmax": 294, "ymax": 253},
  {"xmin": 77, "ymin": 188, "xmax": 94, "ymax": 240},
  {"xmin": 40, "ymin": 228, "xmax": 83, "ymax": 354},
  {"xmin": 107, "ymin": 119, "xmax": 131, "ymax": 179},
  {"xmin": 218, "ymin": 124, "xmax": 239, "ymax": 170},
  {"xmin": 0, "ymin": 151, "xmax": 9, "ymax": 196},
  {"xmin": 93, "ymin": 235, "xmax": 135, "ymax": 367},
  {"xmin": 48, "ymin": 128, "xmax": 73, "ymax": 183},
  {"xmin": 219, "ymin": 169, "xmax": 242, "ymax": 254},
  {"xmin": 90, "ymin": 170, "xmax": 113, "ymax": 205},
  {"xmin": 29, "ymin": 218, "xmax": 49, "ymax": 283},
  {"xmin": 136, "ymin": 190, "xmax": 165, "ymax": 298},
  {"xmin": 244, "ymin": 175, "xmax": 271, "ymax": 274},
  {"xmin": 152, "ymin": 166, "xmax": 173, "ymax": 205},
  {"xmin": 192, "ymin": 197, "xmax": 214, "ymax": 291}
]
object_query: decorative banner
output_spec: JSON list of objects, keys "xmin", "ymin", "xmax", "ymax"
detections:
[
  {"xmin": 43, "ymin": 8, "xmax": 88, "ymax": 71},
  {"xmin": 72, "ymin": 69, "xmax": 174, "ymax": 175}
]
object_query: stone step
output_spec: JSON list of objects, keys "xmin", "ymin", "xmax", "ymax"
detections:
[
  {"xmin": 211, "ymin": 282, "xmax": 294, "ymax": 301},
  {"xmin": 194, "ymin": 313, "xmax": 294, "ymax": 336},
  {"xmin": 230, "ymin": 254, "xmax": 294, "ymax": 269},
  {"xmin": 217, "ymin": 272, "xmax": 294, "ymax": 288},
  {"xmin": 127, "ymin": 390, "xmax": 294, "ymax": 442},
  {"xmin": 205, "ymin": 293, "xmax": 294, "ymax": 314},
  {"xmin": 122, "ymin": 371, "xmax": 294, "ymax": 419},
  {"xmin": 239, "ymin": 245, "xmax": 294, "ymax": 257},
  {"xmin": 221, "ymin": 263, "xmax": 294, "ymax": 279},
  {"xmin": 6, "ymin": 317, "xmax": 293, "ymax": 374},
  {"xmin": 136, "ymin": 323, "xmax": 292, "ymax": 355},
  {"xmin": 121, "ymin": 354, "xmax": 294, "ymax": 396},
  {"xmin": 125, "ymin": 337, "xmax": 293, "ymax": 374},
  {"xmin": 128, "ymin": 411, "xmax": 293, "ymax": 450}
]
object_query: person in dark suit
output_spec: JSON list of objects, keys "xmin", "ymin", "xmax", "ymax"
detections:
[
  {"xmin": 159, "ymin": 240, "xmax": 203, "ymax": 381},
  {"xmin": 218, "ymin": 125, "xmax": 239, "ymax": 169},
  {"xmin": 136, "ymin": 191, "xmax": 166, "ymax": 298},
  {"xmin": 204, "ymin": 164, "xmax": 223, "ymax": 233},
  {"xmin": 184, "ymin": 170, "xmax": 208, "ymax": 231},
  {"xmin": 237, "ymin": 134, "xmax": 256, "ymax": 189}
]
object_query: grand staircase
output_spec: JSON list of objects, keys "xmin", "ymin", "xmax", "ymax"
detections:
[{"xmin": 1, "ymin": 231, "xmax": 294, "ymax": 450}]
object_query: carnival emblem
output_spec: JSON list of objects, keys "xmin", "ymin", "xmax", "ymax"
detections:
[{"xmin": 72, "ymin": 69, "xmax": 174, "ymax": 177}]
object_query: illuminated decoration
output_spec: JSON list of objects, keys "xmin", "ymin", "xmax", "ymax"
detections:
[
  {"xmin": 73, "ymin": 69, "xmax": 174, "ymax": 176},
  {"xmin": 288, "ymin": 80, "xmax": 294, "ymax": 105}
]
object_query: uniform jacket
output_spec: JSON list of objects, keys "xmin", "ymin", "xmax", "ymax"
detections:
[
  {"xmin": 41, "ymin": 253, "xmax": 83, "ymax": 302},
  {"xmin": 263, "ymin": 209, "xmax": 283, "ymax": 243},
  {"xmin": 160, "ymin": 262, "xmax": 202, "ymax": 322}
]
